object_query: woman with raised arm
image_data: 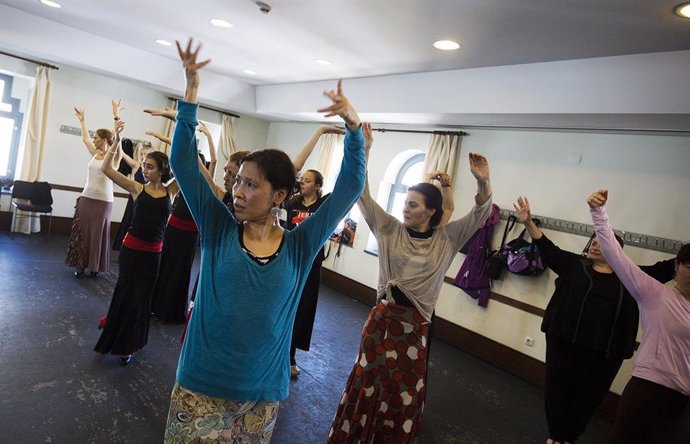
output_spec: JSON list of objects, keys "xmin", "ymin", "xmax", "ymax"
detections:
[
  {"xmin": 94, "ymin": 119, "xmax": 179, "ymax": 366},
  {"xmin": 283, "ymin": 125, "xmax": 345, "ymax": 377},
  {"xmin": 327, "ymin": 123, "xmax": 492, "ymax": 443},
  {"xmin": 143, "ymin": 108, "xmax": 238, "ymax": 202},
  {"xmin": 65, "ymin": 101, "xmax": 123, "ymax": 277},
  {"xmin": 112, "ymin": 140, "xmax": 153, "ymax": 250},
  {"xmin": 513, "ymin": 196, "xmax": 675, "ymax": 444},
  {"xmin": 164, "ymin": 38, "xmax": 365, "ymax": 443},
  {"xmin": 587, "ymin": 189, "xmax": 689, "ymax": 444},
  {"xmin": 151, "ymin": 121, "xmax": 217, "ymax": 323}
]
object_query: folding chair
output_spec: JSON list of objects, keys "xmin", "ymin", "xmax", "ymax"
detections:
[{"xmin": 9, "ymin": 180, "xmax": 53, "ymax": 240}]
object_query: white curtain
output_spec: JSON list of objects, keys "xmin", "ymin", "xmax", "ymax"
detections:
[
  {"xmin": 316, "ymin": 133, "xmax": 343, "ymax": 183},
  {"xmin": 158, "ymin": 99, "xmax": 177, "ymax": 155},
  {"xmin": 13, "ymin": 66, "xmax": 52, "ymax": 234},
  {"xmin": 218, "ymin": 114, "xmax": 237, "ymax": 158},
  {"xmin": 422, "ymin": 132, "xmax": 462, "ymax": 190}
]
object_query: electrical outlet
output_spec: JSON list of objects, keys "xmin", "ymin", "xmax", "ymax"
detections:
[{"xmin": 524, "ymin": 336, "xmax": 535, "ymax": 347}]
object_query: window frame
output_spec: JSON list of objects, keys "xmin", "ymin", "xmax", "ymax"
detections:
[
  {"xmin": 385, "ymin": 152, "xmax": 425, "ymax": 213},
  {"xmin": 0, "ymin": 73, "xmax": 24, "ymax": 185}
]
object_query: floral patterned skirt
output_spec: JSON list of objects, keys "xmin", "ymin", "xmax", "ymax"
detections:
[
  {"xmin": 327, "ymin": 300, "xmax": 430, "ymax": 443},
  {"xmin": 165, "ymin": 383, "xmax": 279, "ymax": 443}
]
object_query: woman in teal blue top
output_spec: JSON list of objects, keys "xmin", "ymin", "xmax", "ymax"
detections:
[{"xmin": 164, "ymin": 39, "xmax": 366, "ymax": 443}]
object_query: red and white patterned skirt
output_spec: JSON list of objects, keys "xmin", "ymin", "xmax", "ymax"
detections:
[{"xmin": 327, "ymin": 300, "xmax": 429, "ymax": 443}]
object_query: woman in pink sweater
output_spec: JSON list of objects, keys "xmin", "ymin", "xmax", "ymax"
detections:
[{"xmin": 587, "ymin": 189, "xmax": 689, "ymax": 444}]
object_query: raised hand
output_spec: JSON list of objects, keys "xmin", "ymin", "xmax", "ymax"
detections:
[
  {"xmin": 197, "ymin": 121, "xmax": 211, "ymax": 135},
  {"xmin": 513, "ymin": 196, "xmax": 532, "ymax": 224},
  {"xmin": 317, "ymin": 125, "xmax": 346, "ymax": 136},
  {"xmin": 144, "ymin": 107, "xmax": 177, "ymax": 121},
  {"xmin": 175, "ymin": 38, "xmax": 211, "ymax": 103},
  {"xmin": 74, "ymin": 107, "xmax": 85, "ymax": 121},
  {"xmin": 438, "ymin": 174, "xmax": 452, "ymax": 187},
  {"xmin": 429, "ymin": 171, "xmax": 452, "ymax": 188},
  {"xmin": 111, "ymin": 99, "xmax": 124, "ymax": 118},
  {"xmin": 587, "ymin": 189, "xmax": 608, "ymax": 208},
  {"xmin": 362, "ymin": 122, "xmax": 373, "ymax": 152},
  {"xmin": 317, "ymin": 80, "xmax": 361, "ymax": 129},
  {"xmin": 469, "ymin": 152, "xmax": 490, "ymax": 184}
]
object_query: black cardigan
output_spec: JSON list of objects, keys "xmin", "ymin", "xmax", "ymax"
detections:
[{"xmin": 535, "ymin": 234, "xmax": 675, "ymax": 359}]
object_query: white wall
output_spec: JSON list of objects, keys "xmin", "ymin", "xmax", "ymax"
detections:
[{"xmin": 265, "ymin": 120, "xmax": 690, "ymax": 395}]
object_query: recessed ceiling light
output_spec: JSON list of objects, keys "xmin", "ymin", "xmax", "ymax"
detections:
[
  {"xmin": 156, "ymin": 39, "xmax": 173, "ymax": 47},
  {"xmin": 40, "ymin": 0, "xmax": 62, "ymax": 8},
  {"xmin": 210, "ymin": 18, "xmax": 233, "ymax": 28},
  {"xmin": 433, "ymin": 40, "xmax": 461, "ymax": 51},
  {"xmin": 314, "ymin": 59, "xmax": 333, "ymax": 66},
  {"xmin": 675, "ymin": 2, "xmax": 690, "ymax": 18},
  {"xmin": 242, "ymin": 69, "xmax": 256, "ymax": 75}
]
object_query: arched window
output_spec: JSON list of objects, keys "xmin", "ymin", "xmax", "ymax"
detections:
[
  {"xmin": 385, "ymin": 153, "xmax": 425, "ymax": 221},
  {"xmin": 365, "ymin": 151, "xmax": 425, "ymax": 254}
]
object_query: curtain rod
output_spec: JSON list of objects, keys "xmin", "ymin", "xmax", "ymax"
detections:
[
  {"xmin": 0, "ymin": 50, "xmax": 59, "ymax": 70},
  {"xmin": 168, "ymin": 97, "xmax": 240, "ymax": 118},
  {"xmin": 373, "ymin": 127, "xmax": 468, "ymax": 136}
]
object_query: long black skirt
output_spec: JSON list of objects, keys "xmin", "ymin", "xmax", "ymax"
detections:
[
  {"xmin": 94, "ymin": 246, "xmax": 161, "ymax": 355},
  {"xmin": 150, "ymin": 225, "xmax": 198, "ymax": 323},
  {"xmin": 292, "ymin": 260, "xmax": 322, "ymax": 351}
]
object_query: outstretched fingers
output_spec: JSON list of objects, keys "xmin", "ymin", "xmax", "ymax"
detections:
[{"xmin": 175, "ymin": 38, "xmax": 211, "ymax": 70}]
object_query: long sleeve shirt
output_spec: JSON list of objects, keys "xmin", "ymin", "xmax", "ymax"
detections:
[
  {"xmin": 170, "ymin": 101, "xmax": 365, "ymax": 401},
  {"xmin": 358, "ymin": 188, "xmax": 492, "ymax": 321},
  {"xmin": 590, "ymin": 206, "xmax": 690, "ymax": 395}
]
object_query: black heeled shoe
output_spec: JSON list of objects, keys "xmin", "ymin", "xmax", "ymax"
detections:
[
  {"xmin": 119, "ymin": 355, "xmax": 132, "ymax": 366},
  {"xmin": 74, "ymin": 270, "xmax": 85, "ymax": 278},
  {"xmin": 90, "ymin": 271, "xmax": 99, "ymax": 278}
]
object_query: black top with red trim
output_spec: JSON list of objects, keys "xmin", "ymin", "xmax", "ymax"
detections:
[{"xmin": 284, "ymin": 193, "xmax": 330, "ymax": 262}]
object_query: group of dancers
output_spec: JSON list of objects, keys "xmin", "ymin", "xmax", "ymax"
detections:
[{"xmin": 61, "ymin": 38, "xmax": 689, "ymax": 443}]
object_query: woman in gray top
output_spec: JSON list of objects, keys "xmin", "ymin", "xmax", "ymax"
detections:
[{"xmin": 327, "ymin": 123, "xmax": 492, "ymax": 443}]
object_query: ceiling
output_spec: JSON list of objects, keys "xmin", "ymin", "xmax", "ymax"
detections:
[{"xmin": 1, "ymin": 0, "xmax": 689, "ymax": 130}]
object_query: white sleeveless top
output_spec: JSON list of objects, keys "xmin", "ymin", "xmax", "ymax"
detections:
[{"xmin": 81, "ymin": 155, "xmax": 114, "ymax": 202}]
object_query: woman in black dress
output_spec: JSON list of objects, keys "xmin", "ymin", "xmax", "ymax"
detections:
[
  {"xmin": 150, "ymin": 123, "xmax": 216, "ymax": 323},
  {"xmin": 95, "ymin": 120, "xmax": 178, "ymax": 365},
  {"xmin": 284, "ymin": 169, "xmax": 329, "ymax": 377}
]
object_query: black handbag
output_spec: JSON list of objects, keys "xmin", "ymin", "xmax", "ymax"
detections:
[{"xmin": 485, "ymin": 215, "xmax": 517, "ymax": 280}]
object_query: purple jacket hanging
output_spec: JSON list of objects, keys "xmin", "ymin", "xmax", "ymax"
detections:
[{"xmin": 454, "ymin": 204, "xmax": 500, "ymax": 307}]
